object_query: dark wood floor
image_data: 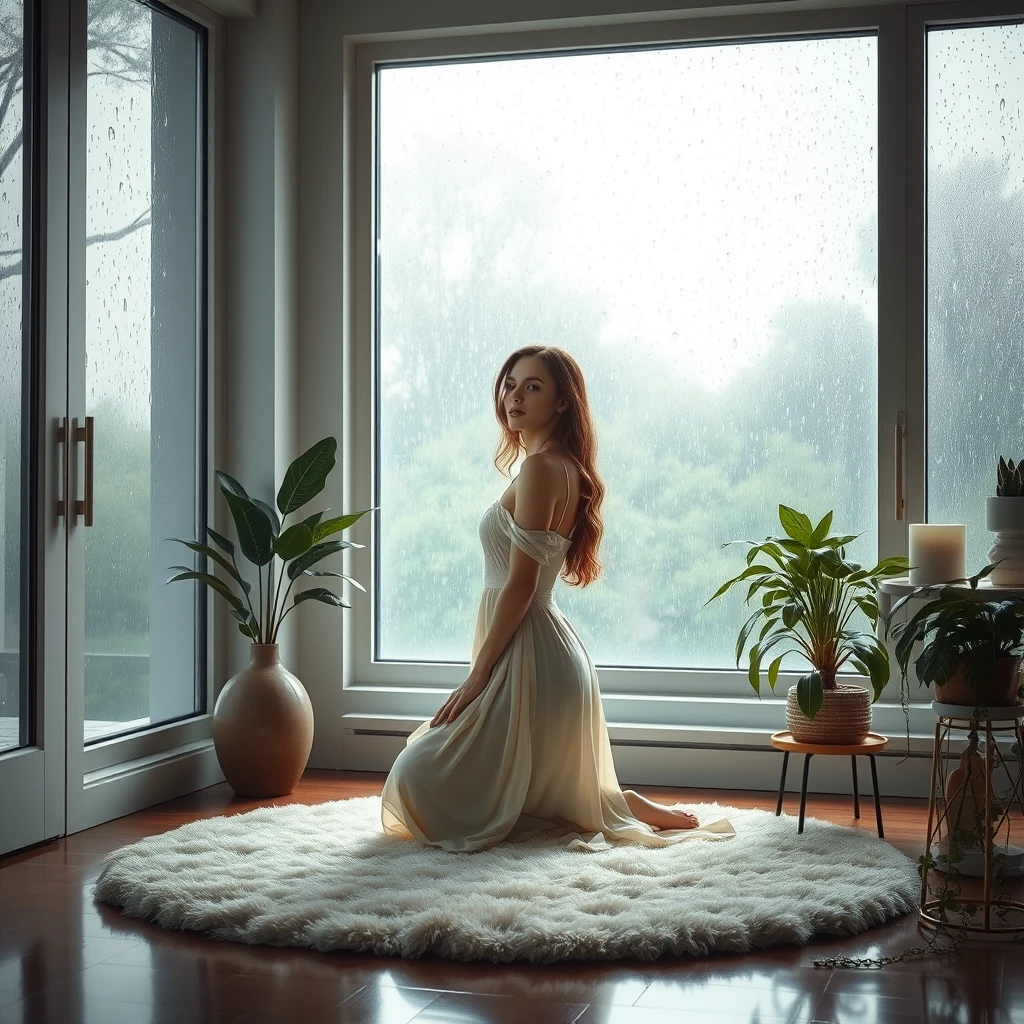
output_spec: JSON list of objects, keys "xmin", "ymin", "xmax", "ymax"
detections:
[{"xmin": 1, "ymin": 770, "xmax": 1021, "ymax": 1024}]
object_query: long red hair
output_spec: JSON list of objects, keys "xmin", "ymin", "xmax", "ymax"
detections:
[{"xmin": 492, "ymin": 346, "xmax": 605, "ymax": 587}]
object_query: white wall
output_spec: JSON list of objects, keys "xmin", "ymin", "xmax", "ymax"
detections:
[{"xmin": 223, "ymin": 0, "xmax": 300, "ymax": 675}]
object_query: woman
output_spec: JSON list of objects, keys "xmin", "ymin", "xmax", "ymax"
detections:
[{"xmin": 381, "ymin": 346, "xmax": 734, "ymax": 852}]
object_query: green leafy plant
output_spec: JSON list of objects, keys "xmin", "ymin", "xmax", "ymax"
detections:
[
  {"xmin": 167, "ymin": 437, "xmax": 373, "ymax": 643},
  {"xmin": 885, "ymin": 564, "xmax": 1024, "ymax": 703},
  {"xmin": 997, "ymin": 457, "xmax": 1024, "ymax": 497},
  {"xmin": 707, "ymin": 505, "xmax": 909, "ymax": 719}
]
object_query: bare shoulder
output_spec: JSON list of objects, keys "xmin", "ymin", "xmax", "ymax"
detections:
[
  {"xmin": 512, "ymin": 454, "xmax": 564, "ymax": 531},
  {"xmin": 519, "ymin": 451, "xmax": 565, "ymax": 484}
]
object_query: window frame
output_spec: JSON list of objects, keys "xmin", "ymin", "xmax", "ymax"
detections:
[{"xmin": 343, "ymin": 0, "xmax": 1023, "ymax": 738}]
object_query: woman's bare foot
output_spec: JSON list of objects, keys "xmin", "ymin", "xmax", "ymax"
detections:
[{"xmin": 623, "ymin": 789, "xmax": 699, "ymax": 831}]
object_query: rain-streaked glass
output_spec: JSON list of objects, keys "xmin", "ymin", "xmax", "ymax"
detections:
[
  {"xmin": 376, "ymin": 38, "xmax": 878, "ymax": 669},
  {"xmin": 926, "ymin": 23, "xmax": 1024, "ymax": 574},
  {"xmin": 0, "ymin": 0, "xmax": 24, "ymax": 752},
  {"xmin": 85, "ymin": 0, "xmax": 203, "ymax": 739}
]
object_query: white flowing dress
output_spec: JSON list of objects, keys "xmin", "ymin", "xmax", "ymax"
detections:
[{"xmin": 381, "ymin": 490, "xmax": 735, "ymax": 853}]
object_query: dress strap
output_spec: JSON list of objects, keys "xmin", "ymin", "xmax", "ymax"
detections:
[{"xmin": 554, "ymin": 458, "xmax": 572, "ymax": 535}]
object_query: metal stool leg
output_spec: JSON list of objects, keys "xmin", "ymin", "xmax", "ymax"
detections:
[
  {"xmin": 851, "ymin": 755, "xmax": 861, "ymax": 819},
  {"xmin": 798, "ymin": 753, "xmax": 813, "ymax": 834},
  {"xmin": 776, "ymin": 750, "xmax": 790, "ymax": 816},
  {"xmin": 869, "ymin": 754, "xmax": 884, "ymax": 838}
]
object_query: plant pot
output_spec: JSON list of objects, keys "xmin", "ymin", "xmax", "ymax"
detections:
[
  {"xmin": 986, "ymin": 496, "xmax": 1024, "ymax": 585},
  {"xmin": 933, "ymin": 656, "xmax": 1021, "ymax": 707},
  {"xmin": 786, "ymin": 683, "xmax": 872, "ymax": 744},
  {"xmin": 212, "ymin": 644, "xmax": 314, "ymax": 797}
]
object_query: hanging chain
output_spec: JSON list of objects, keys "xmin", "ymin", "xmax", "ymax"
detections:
[{"xmin": 812, "ymin": 927, "xmax": 966, "ymax": 970}]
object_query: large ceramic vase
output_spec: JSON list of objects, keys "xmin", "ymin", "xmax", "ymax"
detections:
[
  {"xmin": 212, "ymin": 644, "xmax": 314, "ymax": 797},
  {"xmin": 987, "ymin": 496, "xmax": 1024, "ymax": 585},
  {"xmin": 786, "ymin": 682, "xmax": 871, "ymax": 744},
  {"xmin": 934, "ymin": 656, "xmax": 1021, "ymax": 708}
]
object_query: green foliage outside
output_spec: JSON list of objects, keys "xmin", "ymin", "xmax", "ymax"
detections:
[{"xmin": 377, "ymin": 149, "xmax": 1023, "ymax": 683}]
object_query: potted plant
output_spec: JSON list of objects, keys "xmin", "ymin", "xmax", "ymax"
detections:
[
  {"xmin": 167, "ymin": 436, "xmax": 372, "ymax": 797},
  {"xmin": 708, "ymin": 505, "xmax": 909, "ymax": 743},
  {"xmin": 987, "ymin": 457, "xmax": 1024, "ymax": 585},
  {"xmin": 885, "ymin": 564, "xmax": 1024, "ymax": 709}
]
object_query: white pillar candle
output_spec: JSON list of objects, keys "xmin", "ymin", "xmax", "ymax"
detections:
[{"xmin": 908, "ymin": 524, "xmax": 966, "ymax": 585}]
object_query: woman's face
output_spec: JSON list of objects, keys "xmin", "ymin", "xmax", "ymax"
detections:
[{"xmin": 501, "ymin": 355, "xmax": 565, "ymax": 431}]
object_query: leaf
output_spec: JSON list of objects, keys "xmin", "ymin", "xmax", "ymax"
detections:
[
  {"xmin": 303, "ymin": 569, "xmax": 366, "ymax": 592},
  {"xmin": 238, "ymin": 621, "xmax": 258, "ymax": 639},
  {"xmin": 168, "ymin": 538, "xmax": 251, "ymax": 594},
  {"xmin": 796, "ymin": 671, "xmax": 824, "ymax": 720},
  {"xmin": 809, "ymin": 510, "xmax": 834, "ymax": 546},
  {"xmin": 221, "ymin": 490, "xmax": 275, "ymax": 567},
  {"xmin": 215, "ymin": 471, "xmax": 249, "ymax": 500},
  {"xmin": 274, "ymin": 523, "xmax": 315, "ymax": 561},
  {"xmin": 166, "ymin": 570, "xmax": 247, "ymax": 616},
  {"xmin": 287, "ymin": 540, "xmax": 346, "ymax": 580},
  {"xmin": 301, "ymin": 510, "xmax": 326, "ymax": 534},
  {"xmin": 313, "ymin": 508, "xmax": 374, "ymax": 543},
  {"xmin": 707, "ymin": 565, "xmax": 779, "ymax": 605},
  {"xmin": 734, "ymin": 607, "xmax": 764, "ymax": 667},
  {"xmin": 767, "ymin": 654, "xmax": 784, "ymax": 693},
  {"xmin": 276, "ymin": 437, "xmax": 337, "ymax": 516},
  {"xmin": 782, "ymin": 601, "xmax": 802, "ymax": 629},
  {"xmin": 779, "ymin": 505, "xmax": 813, "ymax": 545},
  {"xmin": 292, "ymin": 587, "xmax": 351, "ymax": 610},
  {"xmin": 206, "ymin": 527, "xmax": 235, "ymax": 557},
  {"xmin": 253, "ymin": 498, "xmax": 281, "ymax": 537},
  {"xmin": 747, "ymin": 643, "xmax": 762, "ymax": 695},
  {"xmin": 868, "ymin": 555, "xmax": 912, "ymax": 578}
]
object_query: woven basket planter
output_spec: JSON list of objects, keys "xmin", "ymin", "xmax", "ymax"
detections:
[{"xmin": 786, "ymin": 683, "xmax": 872, "ymax": 745}]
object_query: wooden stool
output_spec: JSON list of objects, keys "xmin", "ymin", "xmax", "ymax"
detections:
[{"xmin": 770, "ymin": 731, "xmax": 889, "ymax": 836}]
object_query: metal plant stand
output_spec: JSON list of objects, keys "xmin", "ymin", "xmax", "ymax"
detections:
[{"xmin": 919, "ymin": 702, "xmax": 1024, "ymax": 938}]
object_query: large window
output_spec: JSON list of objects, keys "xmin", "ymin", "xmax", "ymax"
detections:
[
  {"xmin": 84, "ymin": 0, "xmax": 206, "ymax": 741},
  {"xmin": 376, "ymin": 36, "xmax": 878, "ymax": 671},
  {"xmin": 926, "ymin": 21, "xmax": 1024, "ymax": 574}
]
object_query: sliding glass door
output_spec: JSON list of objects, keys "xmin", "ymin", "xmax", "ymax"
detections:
[
  {"xmin": 0, "ymin": 0, "xmax": 211, "ymax": 855},
  {"xmin": 0, "ymin": 0, "xmax": 40, "ymax": 854},
  {"xmin": 0, "ymin": 0, "xmax": 69, "ymax": 858},
  {"xmin": 65, "ymin": 0, "xmax": 208, "ymax": 833}
]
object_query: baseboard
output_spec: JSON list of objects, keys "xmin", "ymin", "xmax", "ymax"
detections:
[
  {"xmin": 68, "ymin": 740, "xmax": 226, "ymax": 835},
  {"xmin": 334, "ymin": 716, "xmax": 945, "ymax": 800}
]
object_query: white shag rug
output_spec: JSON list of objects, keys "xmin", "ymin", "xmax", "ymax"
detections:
[{"xmin": 93, "ymin": 796, "xmax": 918, "ymax": 963}]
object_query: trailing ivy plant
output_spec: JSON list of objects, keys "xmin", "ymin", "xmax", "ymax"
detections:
[
  {"xmin": 166, "ymin": 437, "xmax": 372, "ymax": 644},
  {"xmin": 707, "ymin": 505, "xmax": 909, "ymax": 719}
]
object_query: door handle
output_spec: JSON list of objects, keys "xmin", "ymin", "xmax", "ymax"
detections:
[
  {"xmin": 72, "ymin": 416, "xmax": 95, "ymax": 527},
  {"xmin": 55, "ymin": 417, "xmax": 69, "ymax": 519}
]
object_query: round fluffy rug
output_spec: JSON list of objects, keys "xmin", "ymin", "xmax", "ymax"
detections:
[{"xmin": 93, "ymin": 796, "xmax": 918, "ymax": 963}]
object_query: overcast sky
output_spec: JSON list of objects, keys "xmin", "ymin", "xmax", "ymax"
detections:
[{"xmin": 380, "ymin": 24, "xmax": 1023, "ymax": 392}]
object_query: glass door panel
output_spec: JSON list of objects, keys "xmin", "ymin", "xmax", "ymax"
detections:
[
  {"xmin": 0, "ymin": 0, "xmax": 27, "ymax": 757},
  {"xmin": 82, "ymin": 0, "xmax": 205, "ymax": 743}
]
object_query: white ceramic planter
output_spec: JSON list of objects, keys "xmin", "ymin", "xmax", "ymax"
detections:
[{"xmin": 986, "ymin": 496, "xmax": 1024, "ymax": 585}]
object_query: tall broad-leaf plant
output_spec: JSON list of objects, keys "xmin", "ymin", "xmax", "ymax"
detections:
[
  {"xmin": 167, "ymin": 437, "xmax": 372, "ymax": 643},
  {"xmin": 707, "ymin": 505, "xmax": 909, "ymax": 719}
]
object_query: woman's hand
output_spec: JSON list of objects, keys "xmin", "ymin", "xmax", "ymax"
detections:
[{"xmin": 430, "ymin": 671, "xmax": 489, "ymax": 728}]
